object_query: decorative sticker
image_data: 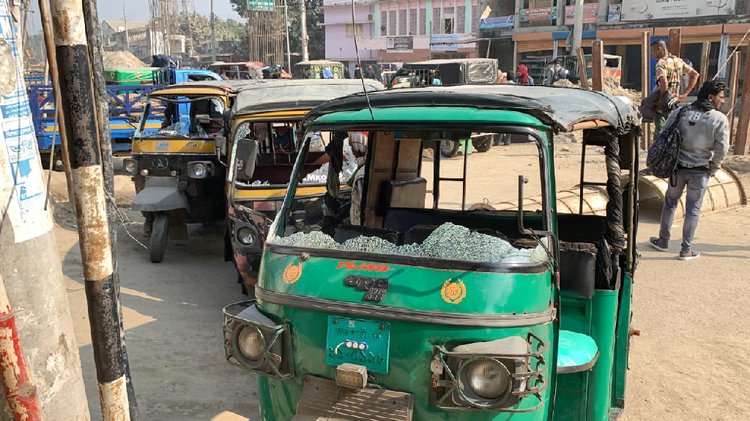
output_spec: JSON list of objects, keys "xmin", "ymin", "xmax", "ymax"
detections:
[
  {"xmin": 336, "ymin": 261, "xmax": 392, "ymax": 273},
  {"xmin": 282, "ymin": 262, "xmax": 302, "ymax": 285},
  {"xmin": 441, "ymin": 278, "xmax": 467, "ymax": 304}
]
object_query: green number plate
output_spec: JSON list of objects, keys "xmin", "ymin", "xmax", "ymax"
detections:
[{"xmin": 325, "ymin": 316, "xmax": 390, "ymax": 374}]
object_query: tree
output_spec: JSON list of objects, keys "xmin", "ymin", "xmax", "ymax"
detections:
[
  {"xmin": 175, "ymin": 13, "xmax": 249, "ymax": 61},
  {"xmin": 229, "ymin": 0, "xmax": 324, "ymax": 60}
]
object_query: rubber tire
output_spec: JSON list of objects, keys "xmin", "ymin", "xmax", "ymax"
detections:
[
  {"xmin": 440, "ymin": 140, "xmax": 460, "ymax": 158},
  {"xmin": 149, "ymin": 213, "xmax": 169, "ymax": 263},
  {"xmin": 472, "ymin": 136, "xmax": 492, "ymax": 152}
]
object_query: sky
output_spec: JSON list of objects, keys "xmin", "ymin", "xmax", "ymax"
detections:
[{"xmin": 25, "ymin": 0, "xmax": 242, "ymax": 34}]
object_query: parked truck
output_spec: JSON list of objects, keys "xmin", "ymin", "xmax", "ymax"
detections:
[{"xmin": 27, "ymin": 67, "xmax": 221, "ymax": 169}]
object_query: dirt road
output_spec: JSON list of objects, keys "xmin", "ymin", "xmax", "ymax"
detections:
[{"xmin": 49, "ymin": 143, "xmax": 749, "ymax": 420}]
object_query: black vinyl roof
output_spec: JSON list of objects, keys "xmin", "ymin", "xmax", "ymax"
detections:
[
  {"xmin": 232, "ymin": 79, "xmax": 384, "ymax": 116},
  {"xmin": 306, "ymin": 85, "xmax": 641, "ymax": 133}
]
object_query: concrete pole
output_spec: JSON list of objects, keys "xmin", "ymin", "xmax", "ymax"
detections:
[
  {"xmin": 0, "ymin": 274, "xmax": 42, "ymax": 420},
  {"xmin": 211, "ymin": 0, "xmax": 216, "ymax": 61},
  {"xmin": 284, "ymin": 0, "xmax": 292, "ymax": 70},
  {"xmin": 47, "ymin": 0, "xmax": 131, "ymax": 419},
  {"xmin": 81, "ymin": 0, "xmax": 139, "ymax": 419},
  {"xmin": 0, "ymin": 2, "xmax": 89, "ymax": 419},
  {"xmin": 300, "ymin": 0, "xmax": 309, "ymax": 61},
  {"xmin": 571, "ymin": 0, "xmax": 584, "ymax": 52}
]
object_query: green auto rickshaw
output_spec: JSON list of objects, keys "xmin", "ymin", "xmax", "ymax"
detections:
[{"xmin": 223, "ymin": 85, "xmax": 641, "ymax": 420}]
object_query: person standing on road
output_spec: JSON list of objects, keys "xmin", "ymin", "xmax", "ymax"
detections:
[
  {"xmin": 651, "ymin": 40, "xmax": 700, "ymax": 133},
  {"xmin": 649, "ymin": 80, "xmax": 729, "ymax": 260},
  {"xmin": 514, "ymin": 64, "xmax": 534, "ymax": 86}
]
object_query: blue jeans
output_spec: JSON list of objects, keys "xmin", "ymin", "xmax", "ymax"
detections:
[{"xmin": 657, "ymin": 168, "xmax": 710, "ymax": 252}]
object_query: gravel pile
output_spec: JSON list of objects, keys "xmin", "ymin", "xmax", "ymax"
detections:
[{"xmin": 272, "ymin": 222, "xmax": 547, "ymax": 263}]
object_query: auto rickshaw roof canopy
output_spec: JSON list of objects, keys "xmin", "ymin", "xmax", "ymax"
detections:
[
  {"xmin": 307, "ymin": 85, "xmax": 640, "ymax": 133},
  {"xmin": 148, "ymin": 80, "xmax": 258, "ymax": 98},
  {"xmin": 232, "ymin": 79, "xmax": 384, "ymax": 116}
]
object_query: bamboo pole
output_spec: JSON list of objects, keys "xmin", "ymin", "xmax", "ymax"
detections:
[
  {"xmin": 728, "ymin": 52, "xmax": 740, "ymax": 148},
  {"xmin": 577, "ymin": 47, "xmax": 589, "ymax": 90}
]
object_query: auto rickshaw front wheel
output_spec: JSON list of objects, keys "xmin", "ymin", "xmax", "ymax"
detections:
[{"xmin": 149, "ymin": 213, "xmax": 169, "ymax": 263}]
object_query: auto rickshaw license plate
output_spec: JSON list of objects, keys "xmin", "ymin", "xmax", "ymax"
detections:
[{"xmin": 325, "ymin": 316, "xmax": 390, "ymax": 374}]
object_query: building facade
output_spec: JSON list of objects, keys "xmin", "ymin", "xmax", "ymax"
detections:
[
  {"xmin": 324, "ymin": 0, "xmax": 480, "ymax": 70},
  {"xmin": 477, "ymin": 0, "xmax": 750, "ymax": 89}
]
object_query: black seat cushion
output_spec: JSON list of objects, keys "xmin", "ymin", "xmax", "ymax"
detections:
[{"xmin": 559, "ymin": 242, "xmax": 597, "ymax": 299}]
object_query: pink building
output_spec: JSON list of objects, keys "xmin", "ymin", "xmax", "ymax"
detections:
[{"xmin": 324, "ymin": 0, "xmax": 478, "ymax": 69}]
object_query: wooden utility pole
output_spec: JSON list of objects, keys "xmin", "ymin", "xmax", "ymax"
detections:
[
  {"xmin": 47, "ymin": 0, "xmax": 132, "ymax": 418},
  {"xmin": 668, "ymin": 28, "xmax": 681, "ymax": 56},
  {"xmin": 728, "ymin": 52, "xmax": 740, "ymax": 147},
  {"xmin": 735, "ymin": 50, "xmax": 750, "ymax": 155},
  {"xmin": 1, "ymin": 2, "xmax": 89, "ymax": 419},
  {"xmin": 641, "ymin": 31, "xmax": 651, "ymax": 149},
  {"xmin": 699, "ymin": 41, "xmax": 711, "ymax": 87},
  {"xmin": 592, "ymin": 40, "xmax": 604, "ymax": 92},
  {"xmin": 577, "ymin": 47, "xmax": 589, "ymax": 89}
]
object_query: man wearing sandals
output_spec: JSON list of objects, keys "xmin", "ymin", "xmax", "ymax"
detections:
[{"xmin": 649, "ymin": 80, "xmax": 729, "ymax": 260}]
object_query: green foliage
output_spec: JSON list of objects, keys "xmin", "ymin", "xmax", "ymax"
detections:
[
  {"xmin": 229, "ymin": 0, "xmax": 325, "ymax": 60},
  {"xmin": 175, "ymin": 13, "xmax": 249, "ymax": 60}
]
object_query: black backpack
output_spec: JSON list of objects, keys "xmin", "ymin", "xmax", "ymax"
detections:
[{"xmin": 646, "ymin": 106, "xmax": 688, "ymax": 179}]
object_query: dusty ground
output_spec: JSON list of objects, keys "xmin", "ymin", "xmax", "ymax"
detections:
[{"xmin": 49, "ymin": 142, "xmax": 749, "ymax": 420}]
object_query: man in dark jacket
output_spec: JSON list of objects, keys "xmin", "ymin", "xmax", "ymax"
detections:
[{"xmin": 649, "ymin": 80, "xmax": 729, "ymax": 260}]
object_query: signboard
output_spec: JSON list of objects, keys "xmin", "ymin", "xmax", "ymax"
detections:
[
  {"xmin": 247, "ymin": 0, "xmax": 274, "ymax": 12},
  {"xmin": 430, "ymin": 34, "xmax": 459, "ymax": 52},
  {"xmin": 608, "ymin": 4, "xmax": 622, "ymax": 22},
  {"xmin": 480, "ymin": 15, "xmax": 515, "ymax": 30},
  {"xmin": 564, "ymin": 3, "xmax": 600, "ymax": 25},
  {"xmin": 621, "ymin": 0, "xmax": 735, "ymax": 21},
  {"xmin": 519, "ymin": 7, "xmax": 557, "ymax": 24},
  {"xmin": 386, "ymin": 36, "xmax": 413, "ymax": 52},
  {"xmin": 0, "ymin": 5, "xmax": 53, "ymax": 243}
]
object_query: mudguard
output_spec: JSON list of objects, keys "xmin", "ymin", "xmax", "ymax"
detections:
[{"xmin": 131, "ymin": 176, "xmax": 189, "ymax": 212}]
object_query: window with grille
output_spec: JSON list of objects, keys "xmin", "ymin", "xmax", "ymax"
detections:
[
  {"xmin": 419, "ymin": 8, "xmax": 426, "ymax": 35},
  {"xmin": 432, "ymin": 8, "xmax": 441, "ymax": 34},
  {"xmin": 381, "ymin": 11, "xmax": 387, "ymax": 36},
  {"xmin": 409, "ymin": 9, "xmax": 417, "ymax": 35},
  {"xmin": 399, "ymin": 9, "xmax": 407, "ymax": 35},
  {"xmin": 346, "ymin": 24, "xmax": 363, "ymax": 38},
  {"xmin": 389, "ymin": 10, "xmax": 397, "ymax": 35}
]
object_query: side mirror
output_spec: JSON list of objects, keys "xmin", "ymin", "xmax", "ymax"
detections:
[{"xmin": 235, "ymin": 138, "xmax": 259, "ymax": 181}]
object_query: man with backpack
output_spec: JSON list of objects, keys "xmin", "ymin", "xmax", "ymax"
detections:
[{"xmin": 649, "ymin": 80, "xmax": 729, "ymax": 260}]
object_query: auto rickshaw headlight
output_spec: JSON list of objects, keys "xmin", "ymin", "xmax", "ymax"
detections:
[
  {"xmin": 123, "ymin": 158, "xmax": 138, "ymax": 175},
  {"xmin": 237, "ymin": 227, "xmax": 256, "ymax": 246},
  {"xmin": 223, "ymin": 301, "xmax": 293, "ymax": 380},
  {"xmin": 236, "ymin": 326, "xmax": 265, "ymax": 361},
  {"xmin": 462, "ymin": 358, "xmax": 511, "ymax": 400},
  {"xmin": 187, "ymin": 161, "xmax": 213, "ymax": 179}
]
